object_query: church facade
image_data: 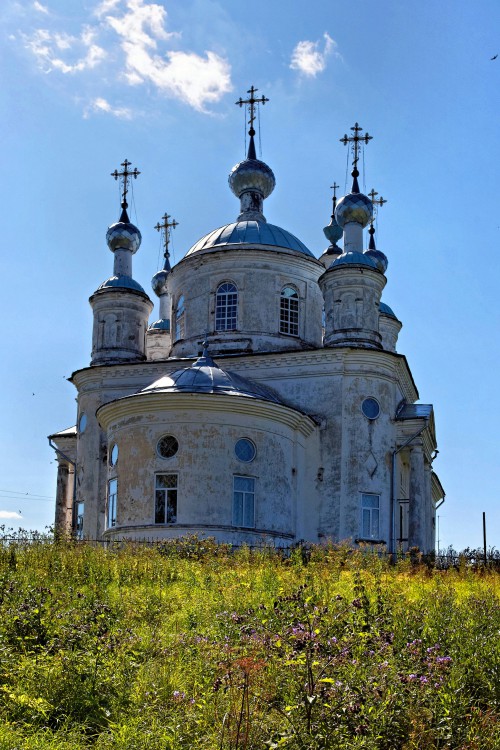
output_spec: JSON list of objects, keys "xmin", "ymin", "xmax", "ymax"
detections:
[{"xmin": 49, "ymin": 105, "xmax": 444, "ymax": 553}]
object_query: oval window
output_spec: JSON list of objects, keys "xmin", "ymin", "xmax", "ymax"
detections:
[
  {"xmin": 78, "ymin": 414, "xmax": 87, "ymax": 433},
  {"xmin": 361, "ymin": 398, "xmax": 380, "ymax": 420},
  {"xmin": 109, "ymin": 444, "xmax": 119, "ymax": 466},
  {"xmin": 157, "ymin": 435, "xmax": 179, "ymax": 459},
  {"xmin": 235, "ymin": 438, "xmax": 256, "ymax": 463}
]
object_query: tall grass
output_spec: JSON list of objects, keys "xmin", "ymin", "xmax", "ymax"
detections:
[{"xmin": 0, "ymin": 537, "xmax": 499, "ymax": 749}]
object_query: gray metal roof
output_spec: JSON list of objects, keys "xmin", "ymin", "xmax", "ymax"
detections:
[
  {"xmin": 48, "ymin": 425, "xmax": 77, "ymax": 439},
  {"xmin": 97, "ymin": 275, "xmax": 146, "ymax": 293},
  {"xmin": 396, "ymin": 403, "xmax": 433, "ymax": 420},
  {"xmin": 330, "ymin": 251, "xmax": 378, "ymax": 270},
  {"xmin": 142, "ymin": 353, "xmax": 285, "ymax": 405},
  {"xmin": 148, "ymin": 319, "xmax": 171, "ymax": 332},
  {"xmin": 186, "ymin": 220, "xmax": 314, "ymax": 257}
]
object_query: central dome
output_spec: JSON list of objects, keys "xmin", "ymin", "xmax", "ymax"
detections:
[{"xmin": 185, "ymin": 219, "xmax": 314, "ymax": 257}]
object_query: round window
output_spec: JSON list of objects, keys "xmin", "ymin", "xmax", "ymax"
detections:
[
  {"xmin": 78, "ymin": 413, "xmax": 87, "ymax": 433},
  {"xmin": 235, "ymin": 438, "xmax": 256, "ymax": 463},
  {"xmin": 109, "ymin": 444, "xmax": 119, "ymax": 466},
  {"xmin": 157, "ymin": 435, "xmax": 179, "ymax": 459},
  {"xmin": 361, "ymin": 398, "xmax": 380, "ymax": 420}
]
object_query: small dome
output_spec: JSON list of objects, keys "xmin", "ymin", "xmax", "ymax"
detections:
[
  {"xmin": 364, "ymin": 249, "xmax": 388, "ymax": 273},
  {"xmin": 151, "ymin": 268, "xmax": 169, "ymax": 297},
  {"xmin": 323, "ymin": 218, "xmax": 343, "ymax": 245},
  {"xmin": 379, "ymin": 302, "xmax": 398, "ymax": 319},
  {"xmin": 330, "ymin": 251, "xmax": 378, "ymax": 270},
  {"xmin": 185, "ymin": 220, "xmax": 315, "ymax": 257},
  {"xmin": 335, "ymin": 192, "xmax": 373, "ymax": 228},
  {"xmin": 148, "ymin": 319, "xmax": 171, "ymax": 332},
  {"xmin": 97, "ymin": 275, "xmax": 146, "ymax": 293},
  {"xmin": 229, "ymin": 158, "xmax": 276, "ymax": 200},
  {"xmin": 106, "ymin": 221, "xmax": 142, "ymax": 254},
  {"xmin": 142, "ymin": 352, "xmax": 285, "ymax": 405}
]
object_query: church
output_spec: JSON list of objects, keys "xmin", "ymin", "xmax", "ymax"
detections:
[{"xmin": 49, "ymin": 89, "xmax": 445, "ymax": 553}]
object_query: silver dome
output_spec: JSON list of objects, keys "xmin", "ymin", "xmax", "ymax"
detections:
[
  {"xmin": 364, "ymin": 248, "xmax": 388, "ymax": 273},
  {"xmin": 335, "ymin": 192, "xmax": 373, "ymax": 228},
  {"xmin": 379, "ymin": 302, "xmax": 398, "ymax": 319},
  {"xmin": 186, "ymin": 220, "xmax": 314, "ymax": 257},
  {"xmin": 330, "ymin": 251, "xmax": 378, "ymax": 270},
  {"xmin": 229, "ymin": 158, "xmax": 276, "ymax": 199},
  {"xmin": 151, "ymin": 268, "xmax": 169, "ymax": 296},
  {"xmin": 97, "ymin": 275, "xmax": 146, "ymax": 293},
  {"xmin": 106, "ymin": 221, "xmax": 142, "ymax": 254},
  {"xmin": 142, "ymin": 353, "xmax": 284, "ymax": 405}
]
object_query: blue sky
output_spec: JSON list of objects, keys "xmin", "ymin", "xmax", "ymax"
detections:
[{"xmin": 0, "ymin": 0, "xmax": 499, "ymax": 551}]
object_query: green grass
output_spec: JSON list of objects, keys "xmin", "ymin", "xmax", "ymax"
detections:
[{"xmin": 0, "ymin": 537, "xmax": 499, "ymax": 749}]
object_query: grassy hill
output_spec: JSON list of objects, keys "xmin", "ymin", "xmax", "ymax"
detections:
[{"xmin": 0, "ymin": 537, "xmax": 499, "ymax": 749}]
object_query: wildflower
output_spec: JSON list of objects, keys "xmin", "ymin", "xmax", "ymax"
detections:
[
  {"xmin": 420, "ymin": 676, "xmax": 428, "ymax": 684},
  {"xmin": 173, "ymin": 690, "xmax": 186, "ymax": 701}
]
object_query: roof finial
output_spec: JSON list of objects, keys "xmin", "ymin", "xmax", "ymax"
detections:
[
  {"xmin": 367, "ymin": 189, "xmax": 387, "ymax": 249},
  {"xmin": 154, "ymin": 212, "xmax": 178, "ymax": 271},
  {"xmin": 340, "ymin": 123, "xmax": 372, "ymax": 193},
  {"xmin": 330, "ymin": 182, "xmax": 340, "ymax": 217},
  {"xmin": 111, "ymin": 159, "xmax": 141, "ymax": 222},
  {"xmin": 236, "ymin": 85, "xmax": 269, "ymax": 160}
]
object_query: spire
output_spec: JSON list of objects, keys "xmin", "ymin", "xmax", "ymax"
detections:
[
  {"xmin": 154, "ymin": 212, "xmax": 179, "ymax": 273},
  {"xmin": 236, "ymin": 85, "xmax": 269, "ymax": 160},
  {"xmin": 340, "ymin": 123, "xmax": 372, "ymax": 194},
  {"xmin": 365, "ymin": 189, "xmax": 388, "ymax": 273},
  {"xmin": 111, "ymin": 158, "xmax": 141, "ymax": 223},
  {"xmin": 229, "ymin": 85, "xmax": 275, "ymax": 221}
]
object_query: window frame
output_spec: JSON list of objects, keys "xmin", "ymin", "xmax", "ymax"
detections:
[
  {"xmin": 155, "ymin": 473, "xmax": 178, "ymax": 524},
  {"xmin": 174, "ymin": 295, "xmax": 185, "ymax": 341},
  {"xmin": 215, "ymin": 281, "xmax": 238, "ymax": 332},
  {"xmin": 280, "ymin": 285, "xmax": 300, "ymax": 337},
  {"xmin": 107, "ymin": 478, "xmax": 117, "ymax": 529},
  {"xmin": 233, "ymin": 475, "xmax": 255, "ymax": 528},
  {"xmin": 360, "ymin": 493, "xmax": 380, "ymax": 541}
]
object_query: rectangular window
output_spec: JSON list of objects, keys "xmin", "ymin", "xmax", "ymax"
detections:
[
  {"xmin": 280, "ymin": 292, "xmax": 299, "ymax": 336},
  {"xmin": 75, "ymin": 500, "xmax": 84, "ymax": 540},
  {"xmin": 107, "ymin": 479, "xmax": 117, "ymax": 529},
  {"xmin": 233, "ymin": 476, "xmax": 255, "ymax": 528},
  {"xmin": 155, "ymin": 474, "xmax": 178, "ymax": 524},
  {"xmin": 360, "ymin": 493, "xmax": 380, "ymax": 540}
]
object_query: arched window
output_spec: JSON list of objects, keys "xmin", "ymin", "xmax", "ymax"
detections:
[
  {"xmin": 215, "ymin": 282, "xmax": 238, "ymax": 331},
  {"xmin": 280, "ymin": 286, "xmax": 299, "ymax": 336},
  {"xmin": 175, "ymin": 295, "xmax": 185, "ymax": 340}
]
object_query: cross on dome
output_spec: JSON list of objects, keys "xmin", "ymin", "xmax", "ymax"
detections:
[
  {"xmin": 368, "ymin": 189, "xmax": 387, "ymax": 208},
  {"xmin": 154, "ymin": 212, "xmax": 178, "ymax": 260},
  {"xmin": 236, "ymin": 85, "xmax": 269, "ymax": 138},
  {"xmin": 340, "ymin": 123, "xmax": 372, "ymax": 193},
  {"xmin": 111, "ymin": 159, "xmax": 141, "ymax": 211}
]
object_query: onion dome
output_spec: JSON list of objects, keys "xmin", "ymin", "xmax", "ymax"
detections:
[
  {"xmin": 335, "ymin": 191, "xmax": 373, "ymax": 229},
  {"xmin": 151, "ymin": 268, "xmax": 169, "ymax": 297},
  {"xmin": 228, "ymin": 122, "xmax": 276, "ymax": 221},
  {"xmin": 364, "ymin": 223, "xmax": 388, "ymax": 273},
  {"xmin": 142, "ymin": 349, "xmax": 284, "ymax": 405},
  {"xmin": 106, "ymin": 206, "xmax": 142, "ymax": 254}
]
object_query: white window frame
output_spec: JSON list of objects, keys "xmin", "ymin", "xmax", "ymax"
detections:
[
  {"xmin": 215, "ymin": 282, "xmax": 238, "ymax": 332},
  {"xmin": 280, "ymin": 285, "xmax": 299, "ymax": 336},
  {"xmin": 175, "ymin": 295, "xmax": 185, "ymax": 341},
  {"xmin": 155, "ymin": 473, "xmax": 178, "ymax": 524},
  {"xmin": 233, "ymin": 476, "xmax": 255, "ymax": 528},
  {"xmin": 360, "ymin": 493, "xmax": 380, "ymax": 540},
  {"xmin": 107, "ymin": 479, "xmax": 117, "ymax": 529}
]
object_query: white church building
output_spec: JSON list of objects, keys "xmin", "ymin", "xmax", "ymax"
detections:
[{"xmin": 49, "ymin": 94, "xmax": 444, "ymax": 553}]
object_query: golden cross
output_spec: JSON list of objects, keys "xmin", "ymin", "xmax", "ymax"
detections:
[
  {"xmin": 340, "ymin": 122, "xmax": 372, "ymax": 170},
  {"xmin": 154, "ymin": 212, "xmax": 178, "ymax": 258},
  {"xmin": 111, "ymin": 159, "xmax": 140, "ymax": 208},
  {"xmin": 236, "ymin": 85, "xmax": 269, "ymax": 136}
]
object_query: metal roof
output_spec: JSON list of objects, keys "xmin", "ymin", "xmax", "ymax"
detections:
[
  {"xmin": 97, "ymin": 275, "xmax": 146, "ymax": 293},
  {"xmin": 148, "ymin": 319, "xmax": 171, "ymax": 332},
  {"xmin": 396, "ymin": 403, "xmax": 433, "ymax": 420},
  {"xmin": 330, "ymin": 251, "xmax": 378, "ymax": 270},
  {"xmin": 379, "ymin": 302, "xmax": 398, "ymax": 319},
  {"xmin": 142, "ymin": 353, "xmax": 285, "ymax": 405},
  {"xmin": 186, "ymin": 220, "xmax": 314, "ymax": 257},
  {"xmin": 48, "ymin": 425, "xmax": 77, "ymax": 439}
]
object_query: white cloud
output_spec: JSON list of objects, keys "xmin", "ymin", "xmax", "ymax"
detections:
[
  {"xmin": 25, "ymin": 26, "xmax": 106, "ymax": 73},
  {"xmin": 103, "ymin": 0, "xmax": 231, "ymax": 112},
  {"xmin": 22, "ymin": 0, "xmax": 232, "ymax": 114},
  {"xmin": 290, "ymin": 32, "xmax": 338, "ymax": 77},
  {"xmin": 0, "ymin": 511, "xmax": 22, "ymax": 520},
  {"xmin": 33, "ymin": 1, "xmax": 49, "ymax": 13},
  {"xmin": 85, "ymin": 96, "xmax": 133, "ymax": 118}
]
